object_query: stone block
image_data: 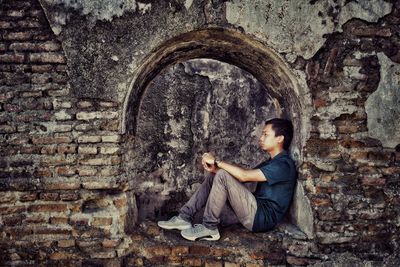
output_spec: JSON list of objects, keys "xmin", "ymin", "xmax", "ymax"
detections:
[{"xmin": 171, "ymin": 246, "xmax": 189, "ymax": 256}]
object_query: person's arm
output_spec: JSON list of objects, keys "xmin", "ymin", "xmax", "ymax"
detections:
[{"xmin": 202, "ymin": 153, "xmax": 267, "ymax": 182}]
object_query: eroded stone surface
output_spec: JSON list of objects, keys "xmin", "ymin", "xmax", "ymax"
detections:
[
  {"xmin": 366, "ymin": 52, "xmax": 400, "ymax": 148},
  {"xmin": 125, "ymin": 59, "xmax": 281, "ymax": 220},
  {"xmin": 226, "ymin": 0, "xmax": 392, "ymax": 59}
]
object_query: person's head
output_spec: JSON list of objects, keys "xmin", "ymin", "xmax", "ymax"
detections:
[{"xmin": 259, "ymin": 118, "xmax": 293, "ymax": 152}]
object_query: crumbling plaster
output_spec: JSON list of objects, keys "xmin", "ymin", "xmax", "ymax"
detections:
[
  {"xmin": 37, "ymin": 0, "xmax": 393, "ymax": 104},
  {"xmin": 226, "ymin": 0, "xmax": 392, "ymax": 60},
  {"xmin": 366, "ymin": 52, "xmax": 400, "ymax": 148}
]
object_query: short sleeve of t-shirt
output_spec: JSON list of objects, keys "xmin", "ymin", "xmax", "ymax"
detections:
[{"xmin": 259, "ymin": 160, "xmax": 291, "ymax": 185}]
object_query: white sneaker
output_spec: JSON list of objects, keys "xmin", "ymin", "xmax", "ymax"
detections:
[
  {"xmin": 181, "ymin": 224, "xmax": 220, "ymax": 241},
  {"xmin": 157, "ymin": 215, "xmax": 192, "ymax": 230}
]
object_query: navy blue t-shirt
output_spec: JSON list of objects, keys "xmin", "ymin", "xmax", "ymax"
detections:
[{"xmin": 252, "ymin": 150, "xmax": 297, "ymax": 232}]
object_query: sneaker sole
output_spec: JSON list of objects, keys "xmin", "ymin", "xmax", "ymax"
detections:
[
  {"xmin": 157, "ymin": 222, "xmax": 192, "ymax": 231},
  {"xmin": 181, "ymin": 232, "xmax": 220, "ymax": 241}
]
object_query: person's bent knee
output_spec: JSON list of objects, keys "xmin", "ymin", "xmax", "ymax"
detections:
[{"xmin": 214, "ymin": 169, "xmax": 235, "ymax": 185}]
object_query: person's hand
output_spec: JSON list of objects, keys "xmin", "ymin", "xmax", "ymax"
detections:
[{"xmin": 202, "ymin": 152, "xmax": 218, "ymax": 173}]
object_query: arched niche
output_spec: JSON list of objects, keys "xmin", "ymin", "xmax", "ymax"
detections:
[{"xmin": 122, "ymin": 28, "xmax": 314, "ymax": 238}]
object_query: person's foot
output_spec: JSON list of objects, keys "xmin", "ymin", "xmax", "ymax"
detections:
[
  {"xmin": 181, "ymin": 224, "xmax": 220, "ymax": 241},
  {"xmin": 157, "ymin": 215, "xmax": 192, "ymax": 230}
]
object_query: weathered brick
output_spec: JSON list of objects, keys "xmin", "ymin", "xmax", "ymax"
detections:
[
  {"xmin": 29, "ymin": 53, "xmax": 66, "ymax": 63},
  {"xmin": 76, "ymin": 111, "xmax": 118, "ymax": 121},
  {"xmin": 171, "ymin": 246, "xmax": 189, "ymax": 256},
  {"xmin": 361, "ymin": 176, "xmax": 386, "ymax": 186},
  {"xmin": 75, "ymin": 123, "xmax": 93, "ymax": 131},
  {"xmin": 100, "ymin": 120, "xmax": 119, "ymax": 131},
  {"xmin": 50, "ymin": 252, "xmax": 80, "ymax": 260},
  {"xmin": 20, "ymin": 91, "xmax": 42, "ymax": 98},
  {"xmin": 31, "ymin": 64, "xmax": 53, "ymax": 72},
  {"xmin": 58, "ymin": 239, "xmax": 75, "ymax": 248},
  {"xmin": 25, "ymin": 214, "xmax": 47, "ymax": 223},
  {"xmin": 54, "ymin": 110, "xmax": 73, "ymax": 121},
  {"xmin": 113, "ymin": 197, "xmax": 128, "ymax": 208},
  {"xmin": 77, "ymin": 101, "xmax": 93, "ymax": 108},
  {"xmin": 183, "ymin": 258, "xmax": 202, "ymax": 266},
  {"xmin": 56, "ymin": 166, "xmax": 76, "ymax": 176},
  {"xmin": 146, "ymin": 246, "xmax": 172, "ymax": 256},
  {"xmin": 79, "ymin": 156, "xmax": 120, "ymax": 166},
  {"xmin": 102, "ymin": 135, "xmax": 120, "ymax": 143},
  {"xmin": 17, "ymin": 19, "xmax": 42, "ymax": 28},
  {"xmin": 50, "ymin": 216, "xmax": 69, "ymax": 224},
  {"xmin": 0, "ymin": 53, "xmax": 25, "ymax": 63},
  {"xmin": 32, "ymin": 136, "xmax": 72, "ymax": 144},
  {"xmin": 78, "ymin": 167, "xmax": 97, "ymax": 176},
  {"xmin": 77, "ymin": 135, "xmax": 102, "ymax": 143},
  {"xmin": 0, "ymin": 205, "xmax": 26, "ymax": 215},
  {"xmin": 99, "ymin": 146, "xmax": 120, "ymax": 154},
  {"xmin": 3, "ymin": 31, "xmax": 33, "ymax": 40},
  {"xmin": 6, "ymin": 10, "xmax": 25, "ymax": 17},
  {"xmin": 78, "ymin": 146, "xmax": 98, "ymax": 154},
  {"xmin": 3, "ymin": 214, "xmax": 26, "ymax": 226},
  {"xmin": 100, "ymin": 167, "xmax": 119, "ymax": 176},
  {"xmin": 69, "ymin": 217, "xmax": 89, "ymax": 226},
  {"xmin": 0, "ymin": 124, "xmax": 17, "ymax": 133},
  {"xmin": 0, "ymin": 192, "xmax": 16, "ymax": 204},
  {"xmin": 205, "ymin": 260, "xmax": 223, "ymax": 267},
  {"xmin": 10, "ymin": 41, "xmax": 61, "ymax": 51},
  {"xmin": 28, "ymin": 204, "xmax": 68, "ymax": 213},
  {"xmin": 41, "ymin": 145, "xmax": 57, "ymax": 154},
  {"xmin": 57, "ymin": 144, "xmax": 77, "ymax": 154},
  {"xmin": 92, "ymin": 217, "xmax": 113, "ymax": 226},
  {"xmin": 0, "ymin": 20, "xmax": 14, "ymax": 29},
  {"xmin": 60, "ymin": 192, "xmax": 79, "ymax": 201},
  {"xmin": 190, "ymin": 245, "xmax": 211, "ymax": 256},
  {"xmin": 43, "ymin": 181, "xmax": 80, "ymax": 190},
  {"xmin": 101, "ymin": 239, "xmax": 119, "ymax": 248},
  {"xmin": 40, "ymin": 192, "xmax": 59, "ymax": 201}
]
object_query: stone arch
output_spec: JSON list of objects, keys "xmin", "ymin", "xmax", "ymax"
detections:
[{"xmin": 122, "ymin": 28, "xmax": 314, "ymax": 237}]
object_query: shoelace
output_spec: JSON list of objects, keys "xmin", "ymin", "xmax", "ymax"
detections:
[{"xmin": 192, "ymin": 224, "xmax": 205, "ymax": 233}]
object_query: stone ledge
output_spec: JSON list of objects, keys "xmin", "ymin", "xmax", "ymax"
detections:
[{"xmin": 123, "ymin": 220, "xmax": 323, "ymax": 266}]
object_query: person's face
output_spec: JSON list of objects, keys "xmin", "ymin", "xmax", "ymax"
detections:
[{"xmin": 259, "ymin": 124, "xmax": 282, "ymax": 152}]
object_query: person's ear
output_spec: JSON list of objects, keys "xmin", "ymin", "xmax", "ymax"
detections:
[{"xmin": 277, "ymin": 135, "xmax": 284, "ymax": 145}]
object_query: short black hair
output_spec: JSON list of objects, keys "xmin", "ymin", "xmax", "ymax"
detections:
[{"xmin": 265, "ymin": 118, "xmax": 293, "ymax": 150}]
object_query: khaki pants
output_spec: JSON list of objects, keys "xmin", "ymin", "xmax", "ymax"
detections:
[{"xmin": 179, "ymin": 169, "xmax": 258, "ymax": 231}]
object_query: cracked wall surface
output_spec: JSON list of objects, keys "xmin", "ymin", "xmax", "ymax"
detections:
[{"xmin": 366, "ymin": 52, "xmax": 400, "ymax": 148}]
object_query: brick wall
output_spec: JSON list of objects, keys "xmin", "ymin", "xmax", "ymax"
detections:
[{"xmin": 0, "ymin": 0, "xmax": 131, "ymax": 264}]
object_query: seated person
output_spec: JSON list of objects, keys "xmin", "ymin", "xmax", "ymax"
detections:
[{"xmin": 158, "ymin": 118, "xmax": 297, "ymax": 241}]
